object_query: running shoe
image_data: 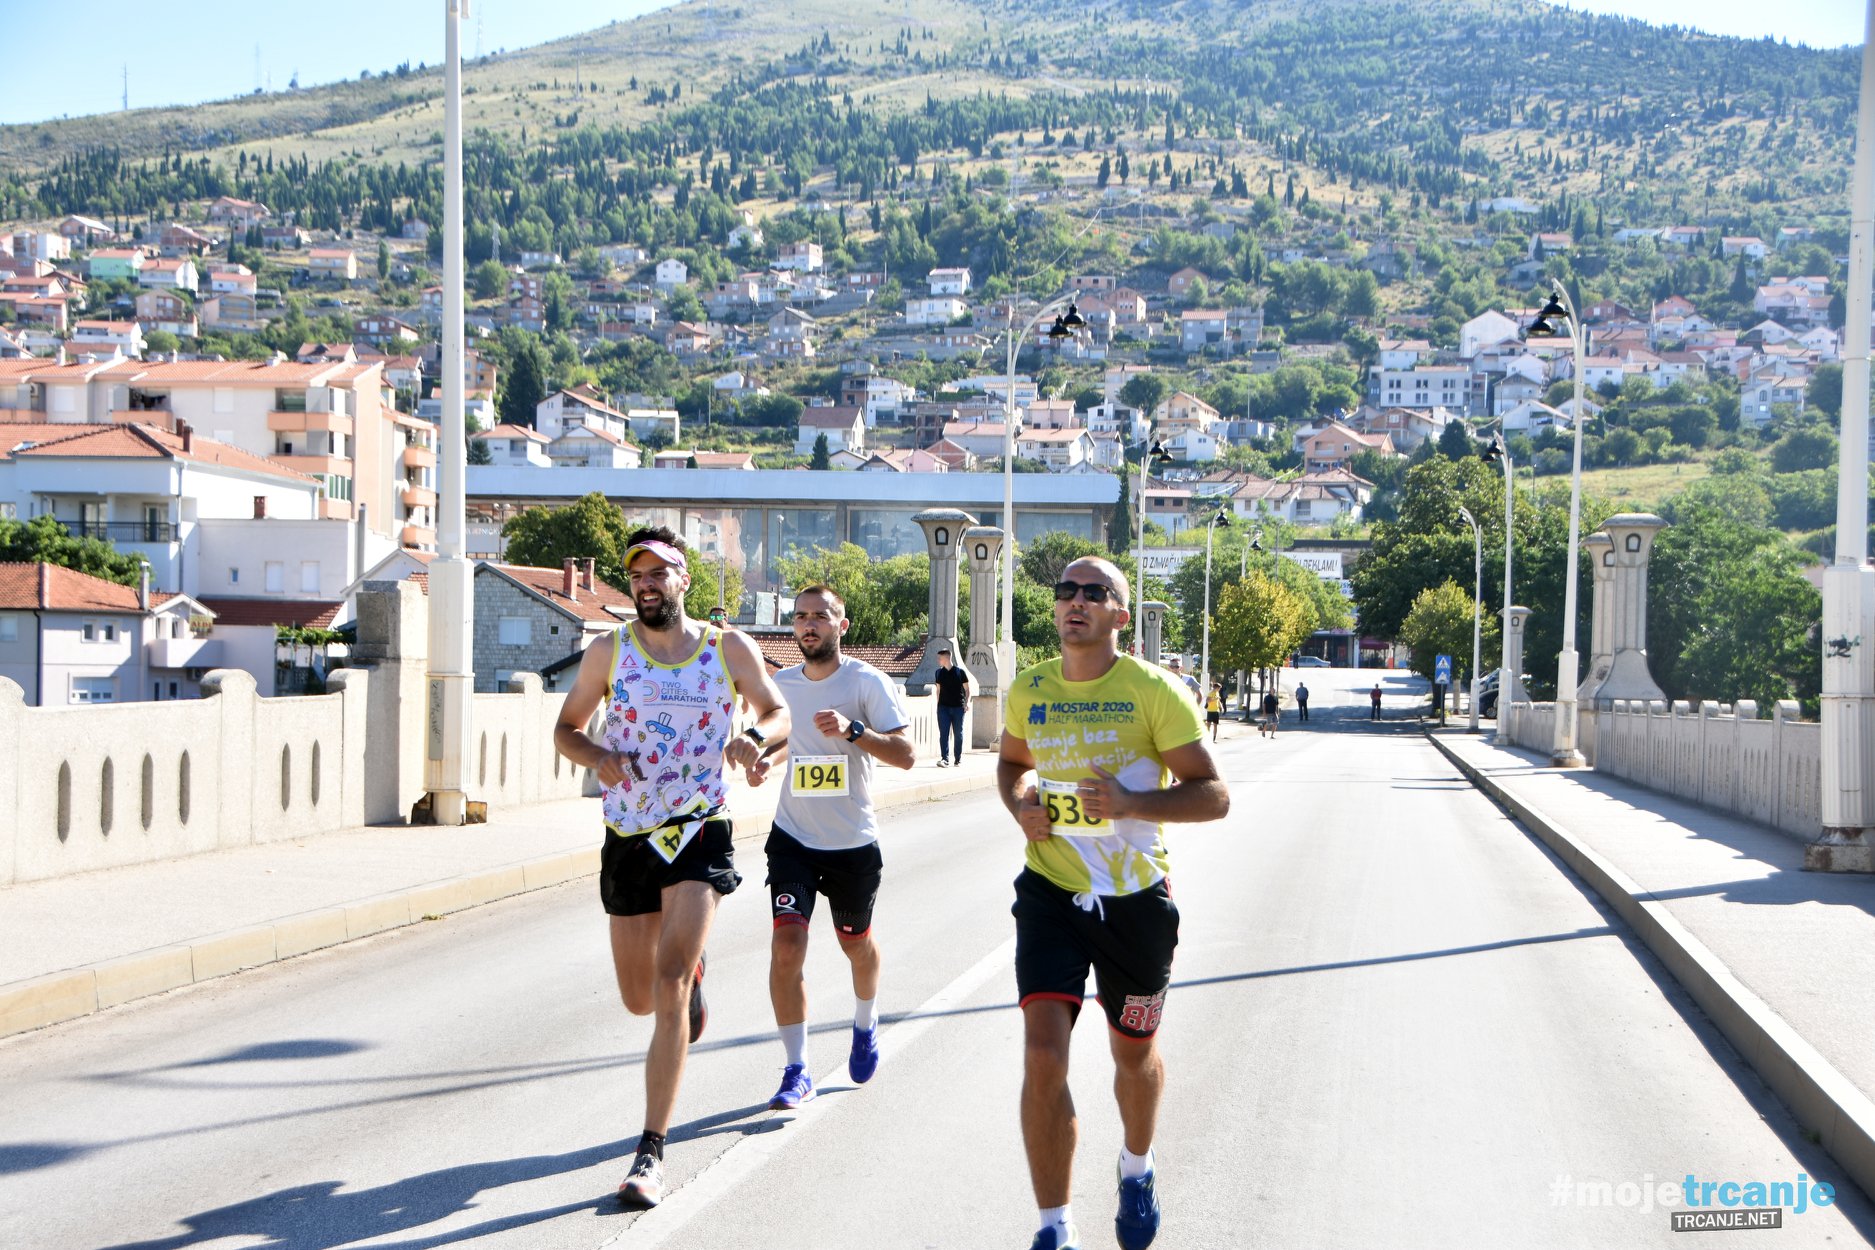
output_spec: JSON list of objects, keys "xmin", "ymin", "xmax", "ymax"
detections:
[
  {"xmin": 1027, "ymin": 1227, "xmax": 1079, "ymax": 1250},
  {"xmin": 617, "ymin": 1152, "xmax": 664, "ymax": 1207},
  {"xmin": 1115, "ymin": 1161, "xmax": 1161, "ymax": 1249},
  {"xmin": 848, "ymin": 1024, "xmax": 880, "ymax": 1084},
  {"xmin": 937, "ymin": 758, "xmax": 950, "ymax": 767},
  {"xmin": 769, "ymin": 1062, "xmax": 816, "ymax": 1110},
  {"xmin": 688, "ymin": 951, "xmax": 708, "ymax": 1043}
]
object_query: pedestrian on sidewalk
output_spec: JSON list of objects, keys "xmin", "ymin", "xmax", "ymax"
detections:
[
  {"xmin": 1369, "ymin": 684, "xmax": 1382, "ymax": 720},
  {"xmin": 745, "ymin": 585, "xmax": 915, "ymax": 1111},
  {"xmin": 933, "ymin": 647, "xmax": 975, "ymax": 766},
  {"xmin": 998, "ymin": 557, "xmax": 1230, "ymax": 1250},
  {"xmin": 1294, "ymin": 682, "xmax": 1309, "ymax": 723},
  {"xmin": 1260, "ymin": 689, "xmax": 1280, "ymax": 738},
  {"xmin": 1204, "ymin": 682, "xmax": 1224, "ymax": 743},
  {"xmin": 552, "ymin": 527, "xmax": 790, "ymax": 1209}
]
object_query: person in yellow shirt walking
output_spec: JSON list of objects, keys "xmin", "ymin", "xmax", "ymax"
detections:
[{"xmin": 997, "ymin": 556, "xmax": 1231, "ymax": 1250}]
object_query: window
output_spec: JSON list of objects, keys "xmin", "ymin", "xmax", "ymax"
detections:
[
  {"xmin": 265, "ymin": 562, "xmax": 285, "ymax": 593},
  {"xmin": 498, "ymin": 617, "xmax": 532, "ymax": 646},
  {"xmin": 229, "ymin": 567, "xmax": 240, "ymax": 585},
  {"xmin": 102, "ymin": 623, "xmax": 116, "ymax": 642},
  {"xmin": 81, "ymin": 622, "xmax": 96, "ymax": 642},
  {"xmin": 71, "ymin": 677, "xmax": 115, "ymax": 704},
  {"xmin": 168, "ymin": 682, "xmax": 179, "ymax": 699},
  {"xmin": 0, "ymin": 616, "xmax": 17, "ymax": 642},
  {"xmin": 300, "ymin": 562, "xmax": 321, "ymax": 594}
]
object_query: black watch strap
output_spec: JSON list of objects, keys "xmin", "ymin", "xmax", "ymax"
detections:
[{"xmin": 743, "ymin": 726, "xmax": 766, "ymax": 746}]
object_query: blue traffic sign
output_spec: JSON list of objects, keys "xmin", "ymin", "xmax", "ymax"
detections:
[{"xmin": 1433, "ymin": 654, "xmax": 1453, "ymax": 684}]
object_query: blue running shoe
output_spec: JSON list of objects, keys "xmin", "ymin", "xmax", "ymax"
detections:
[
  {"xmin": 848, "ymin": 1025, "xmax": 880, "ymax": 1084},
  {"xmin": 768, "ymin": 1062, "xmax": 815, "ymax": 1110},
  {"xmin": 1027, "ymin": 1226, "xmax": 1078, "ymax": 1250},
  {"xmin": 1115, "ymin": 1163, "xmax": 1161, "ymax": 1250}
]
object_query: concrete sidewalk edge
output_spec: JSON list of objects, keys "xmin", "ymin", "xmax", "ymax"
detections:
[
  {"xmin": 1428, "ymin": 732, "xmax": 1875, "ymax": 1203},
  {"xmin": 0, "ymin": 769, "xmax": 997, "ymax": 1043}
]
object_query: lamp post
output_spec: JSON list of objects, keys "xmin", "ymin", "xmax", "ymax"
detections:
[
  {"xmin": 1457, "ymin": 505, "xmax": 1483, "ymax": 733},
  {"xmin": 1199, "ymin": 508, "xmax": 1230, "ymax": 694},
  {"xmin": 1527, "ymin": 280, "xmax": 1587, "ymax": 767},
  {"xmin": 1001, "ymin": 294, "xmax": 1085, "ymax": 677},
  {"xmin": 1131, "ymin": 432, "xmax": 1171, "ymax": 657},
  {"xmin": 1480, "ymin": 428, "xmax": 1515, "ymax": 738}
]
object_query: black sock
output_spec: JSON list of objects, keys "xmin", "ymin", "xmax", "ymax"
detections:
[{"xmin": 637, "ymin": 1130, "xmax": 667, "ymax": 1161}]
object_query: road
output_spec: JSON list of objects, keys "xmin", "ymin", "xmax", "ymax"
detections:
[{"xmin": 3, "ymin": 666, "xmax": 1869, "ymax": 1249}]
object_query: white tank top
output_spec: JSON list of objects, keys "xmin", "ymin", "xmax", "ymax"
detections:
[{"xmin": 599, "ymin": 623, "xmax": 738, "ymax": 840}]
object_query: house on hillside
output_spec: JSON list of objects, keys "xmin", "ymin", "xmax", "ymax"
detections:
[{"xmin": 795, "ymin": 406, "xmax": 866, "ymax": 457}]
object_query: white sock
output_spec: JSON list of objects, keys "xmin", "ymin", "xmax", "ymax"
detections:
[
  {"xmin": 1039, "ymin": 1205, "xmax": 1072, "ymax": 1236},
  {"xmin": 779, "ymin": 1021, "xmax": 807, "ymax": 1067},
  {"xmin": 1120, "ymin": 1146, "xmax": 1154, "ymax": 1179},
  {"xmin": 854, "ymin": 996, "xmax": 879, "ymax": 1031}
]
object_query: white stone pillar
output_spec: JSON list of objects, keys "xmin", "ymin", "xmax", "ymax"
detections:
[
  {"xmin": 1138, "ymin": 601, "xmax": 1169, "ymax": 666},
  {"xmin": 1587, "ymin": 513, "xmax": 1668, "ymax": 707},
  {"xmin": 1579, "ymin": 532, "xmax": 1615, "ymax": 703},
  {"xmin": 906, "ymin": 508, "xmax": 975, "ymax": 695},
  {"xmin": 962, "ymin": 525, "xmax": 1006, "ymax": 747},
  {"xmin": 1502, "ymin": 606, "xmax": 1532, "ymax": 705}
]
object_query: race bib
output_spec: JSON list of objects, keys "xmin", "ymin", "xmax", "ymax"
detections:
[
  {"xmin": 645, "ymin": 820, "xmax": 699, "ymax": 865},
  {"xmin": 790, "ymin": 755, "xmax": 849, "ymax": 797},
  {"xmin": 1038, "ymin": 777, "xmax": 1107, "ymax": 838}
]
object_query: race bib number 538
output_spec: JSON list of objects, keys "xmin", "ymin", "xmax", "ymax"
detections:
[{"xmin": 1038, "ymin": 777, "xmax": 1106, "ymax": 838}]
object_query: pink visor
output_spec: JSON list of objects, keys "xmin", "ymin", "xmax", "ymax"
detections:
[{"xmin": 623, "ymin": 539, "xmax": 688, "ymax": 572}]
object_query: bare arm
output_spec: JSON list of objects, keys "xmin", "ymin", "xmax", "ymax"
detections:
[
  {"xmin": 1082, "ymin": 739, "xmax": 1230, "ymax": 826},
  {"xmin": 554, "ymin": 636, "xmax": 627, "ymax": 787},
  {"xmin": 807, "ymin": 707, "xmax": 917, "ymax": 771},
  {"xmin": 720, "ymin": 629, "xmax": 790, "ymax": 772},
  {"xmin": 997, "ymin": 729, "xmax": 1052, "ymax": 842}
]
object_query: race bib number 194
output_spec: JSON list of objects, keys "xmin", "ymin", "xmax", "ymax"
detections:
[
  {"xmin": 1038, "ymin": 777, "xmax": 1107, "ymax": 838},
  {"xmin": 790, "ymin": 755, "xmax": 849, "ymax": 797}
]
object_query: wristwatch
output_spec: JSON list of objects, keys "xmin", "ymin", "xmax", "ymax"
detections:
[
  {"xmin": 742, "ymin": 726, "xmax": 766, "ymax": 746},
  {"xmin": 845, "ymin": 720, "xmax": 867, "ymax": 742}
]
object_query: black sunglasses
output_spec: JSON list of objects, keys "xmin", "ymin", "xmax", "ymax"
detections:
[{"xmin": 1054, "ymin": 579, "xmax": 1120, "ymax": 605}]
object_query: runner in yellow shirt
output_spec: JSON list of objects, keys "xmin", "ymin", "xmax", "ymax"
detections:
[{"xmin": 998, "ymin": 556, "xmax": 1230, "ymax": 1250}]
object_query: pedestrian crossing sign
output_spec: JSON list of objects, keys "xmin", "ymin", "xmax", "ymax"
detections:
[{"xmin": 1434, "ymin": 655, "xmax": 1453, "ymax": 684}]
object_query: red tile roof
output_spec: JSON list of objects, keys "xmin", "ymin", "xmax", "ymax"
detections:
[
  {"xmin": 11, "ymin": 422, "xmax": 316, "ymax": 483},
  {"xmin": 0, "ymin": 562, "xmax": 143, "ymax": 613},
  {"xmin": 483, "ymin": 563, "xmax": 637, "ymax": 625},
  {"xmin": 745, "ymin": 628, "xmax": 924, "ymax": 677},
  {"xmin": 195, "ymin": 597, "xmax": 342, "ymax": 627}
]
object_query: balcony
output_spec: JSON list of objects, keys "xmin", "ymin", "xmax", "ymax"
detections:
[
  {"xmin": 318, "ymin": 497, "xmax": 354, "ymax": 521},
  {"xmin": 402, "ymin": 484, "xmax": 437, "ymax": 509},
  {"xmin": 401, "ymin": 523, "xmax": 437, "ymax": 548},
  {"xmin": 402, "ymin": 443, "xmax": 436, "ymax": 470},
  {"xmin": 274, "ymin": 453, "xmax": 352, "ymax": 478},
  {"xmin": 73, "ymin": 520, "xmax": 177, "ymax": 543},
  {"xmin": 267, "ymin": 410, "xmax": 355, "ymax": 437},
  {"xmin": 149, "ymin": 636, "xmax": 224, "ymax": 670}
]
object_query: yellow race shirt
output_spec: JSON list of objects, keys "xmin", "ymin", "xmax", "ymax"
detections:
[{"xmin": 1004, "ymin": 654, "xmax": 1205, "ymax": 896}]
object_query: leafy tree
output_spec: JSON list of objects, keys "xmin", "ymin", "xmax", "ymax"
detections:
[
  {"xmin": 0, "ymin": 516, "xmax": 145, "ymax": 585},
  {"xmin": 1400, "ymin": 580, "xmax": 1497, "ymax": 685},
  {"xmin": 776, "ymin": 542, "xmax": 897, "ymax": 644},
  {"xmin": 1212, "ymin": 572, "xmax": 1310, "ymax": 677},
  {"xmin": 680, "ymin": 553, "xmax": 746, "ymax": 622},
  {"xmin": 498, "ymin": 492, "xmax": 634, "ymax": 589},
  {"xmin": 1018, "ymin": 530, "xmax": 1107, "ymax": 589},
  {"xmin": 1437, "ymin": 419, "xmax": 1476, "ymax": 460},
  {"xmin": 472, "ymin": 259, "xmax": 507, "ymax": 301},
  {"xmin": 1119, "ymin": 373, "xmax": 1169, "ymax": 419},
  {"xmin": 1771, "ymin": 425, "xmax": 1838, "ymax": 473},
  {"xmin": 1808, "ymin": 364, "xmax": 1843, "ymax": 423},
  {"xmin": 376, "ymin": 241, "xmax": 391, "ymax": 280},
  {"xmin": 495, "ymin": 327, "xmax": 548, "ymax": 429},
  {"xmin": 809, "ymin": 432, "xmax": 831, "ymax": 470}
]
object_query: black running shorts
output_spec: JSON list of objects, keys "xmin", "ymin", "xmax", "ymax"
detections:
[
  {"xmin": 765, "ymin": 826, "xmax": 884, "ymax": 939},
  {"xmin": 600, "ymin": 817, "xmax": 740, "ymax": 917},
  {"xmin": 1012, "ymin": 867, "xmax": 1179, "ymax": 1039}
]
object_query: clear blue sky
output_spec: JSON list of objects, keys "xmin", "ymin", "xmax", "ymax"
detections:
[{"xmin": 0, "ymin": 0, "xmax": 1863, "ymax": 127}]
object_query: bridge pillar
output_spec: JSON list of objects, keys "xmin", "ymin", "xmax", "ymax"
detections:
[
  {"xmin": 905, "ymin": 509, "xmax": 975, "ymax": 697},
  {"xmin": 1138, "ymin": 601, "xmax": 1169, "ymax": 666},
  {"xmin": 1586, "ymin": 514, "xmax": 1668, "ymax": 707},
  {"xmin": 1502, "ymin": 606, "xmax": 1532, "ymax": 706},
  {"xmin": 1579, "ymin": 533, "xmax": 1616, "ymax": 702},
  {"xmin": 962, "ymin": 525, "xmax": 1007, "ymax": 747}
]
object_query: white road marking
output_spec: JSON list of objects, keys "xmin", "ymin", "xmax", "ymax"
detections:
[{"xmin": 607, "ymin": 936, "xmax": 1018, "ymax": 1247}]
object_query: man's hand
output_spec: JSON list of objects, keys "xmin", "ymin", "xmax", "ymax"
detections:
[
  {"xmin": 746, "ymin": 756, "xmax": 773, "ymax": 788},
  {"xmin": 1078, "ymin": 764, "xmax": 1135, "ymax": 823},
  {"xmin": 596, "ymin": 752, "xmax": 629, "ymax": 789},
  {"xmin": 724, "ymin": 732, "xmax": 761, "ymax": 772},
  {"xmin": 1017, "ymin": 785, "xmax": 1053, "ymax": 842},
  {"xmin": 812, "ymin": 708, "xmax": 852, "ymax": 740}
]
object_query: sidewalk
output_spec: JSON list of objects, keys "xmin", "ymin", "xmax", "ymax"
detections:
[
  {"xmin": 1431, "ymin": 730, "xmax": 1875, "ymax": 1202},
  {"xmin": 0, "ymin": 752, "xmax": 1000, "ymax": 1040}
]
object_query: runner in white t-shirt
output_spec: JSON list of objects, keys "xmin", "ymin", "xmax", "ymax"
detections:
[{"xmin": 746, "ymin": 584, "xmax": 915, "ymax": 1109}]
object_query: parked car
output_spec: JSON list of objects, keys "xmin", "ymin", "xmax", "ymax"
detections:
[{"xmin": 1293, "ymin": 655, "xmax": 1332, "ymax": 668}]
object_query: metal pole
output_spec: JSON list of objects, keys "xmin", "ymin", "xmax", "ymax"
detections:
[
  {"xmin": 1496, "ymin": 436, "xmax": 1515, "ymax": 742},
  {"xmin": 423, "ymin": 0, "xmax": 474, "ymax": 824},
  {"xmin": 1001, "ymin": 295, "xmax": 1071, "ymax": 677},
  {"xmin": 1459, "ymin": 505, "xmax": 1482, "ymax": 733},
  {"xmin": 1200, "ymin": 513, "xmax": 1221, "ymax": 693},
  {"xmin": 1817, "ymin": 0, "xmax": 1875, "ymax": 854},
  {"xmin": 1552, "ymin": 284, "xmax": 1587, "ymax": 767},
  {"xmin": 1133, "ymin": 428, "xmax": 1149, "ymax": 657}
]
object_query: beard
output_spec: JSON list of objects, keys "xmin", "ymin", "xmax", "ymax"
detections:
[
  {"xmin": 637, "ymin": 596, "xmax": 678, "ymax": 630},
  {"xmin": 796, "ymin": 633, "xmax": 839, "ymax": 663}
]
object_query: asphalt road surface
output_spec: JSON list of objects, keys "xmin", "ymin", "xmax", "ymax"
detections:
[{"xmin": 3, "ymin": 669, "xmax": 1869, "ymax": 1249}]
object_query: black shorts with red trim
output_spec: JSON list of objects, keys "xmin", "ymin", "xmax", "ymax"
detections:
[
  {"xmin": 1011, "ymin": 867, "xmax": 1179, "ymax": 1039},
  {"xmin": 599, "ymin": 817, "xmax": 740, "ymax": 917},
  {"xmin": 764, "ymin": 826, "xmax": 884, "ymax": 939}
]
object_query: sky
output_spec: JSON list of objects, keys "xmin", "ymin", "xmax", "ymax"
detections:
[{"xmin": 0, "ymin": 0, "xmax": 1864, "ymax": 128}]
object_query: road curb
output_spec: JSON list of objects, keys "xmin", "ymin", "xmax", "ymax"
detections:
[
  {"xmin": 0, "ymin": 769, "xmax": 997, "ymax": 1043},
  {"xmin": 1428, "ymin": 731, "xmax": 1875, "ymax": 1204}
]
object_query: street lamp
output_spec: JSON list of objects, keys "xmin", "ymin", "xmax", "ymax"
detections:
[
  {"xmin": 1457, "ymin": 505, "xmax": 1483, "ymax": 733},
  {"xmin": 1480, "ymin": 428, "xmax": 1515, "ymax": 740},
  {"xmin": 1131, "ymin": 432, "xmax": 1171, "ymax": 656},
  {"xmin": 1001, "ymin": 294, "xmax": 1085, "ymax": 678},
  {"xmin": 1526, "ymin": 280, "xmax": 1588, "ymax": 767},
  {"xmin": 1199, "ymin": 509, "xmax": 1231, "ymax": 694}
]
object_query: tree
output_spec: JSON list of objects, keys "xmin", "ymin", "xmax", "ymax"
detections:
[
  {"xmin": 1438, "ymin": 419, "xmax": 1476, "ymax": 460},
  {"xmin": 496, "ymin": 328, "xmax": 548, "ymax": 430},
  {"xmin": 1400, "ymin": 581, "xmax": 1496, "ymax": 685},
  {"xmin": 1771, "ymin": 425, "xmax": 1837, "ymax": 473},
  {"xmin": 776, "ymin": 542, "xmax": 897, "ymax": 644},
  {"xmin": 681, "ymin": 554, "xmax": 746, "ymax": 623},
  {"xmin": 1212, "ymin": 572, "xmax": 1310, "ymax": 677},
  {"xmin": 499, "ymin": 492, "xmax": 634, "ymax": 589},
  {"xmin": 472, "ymin": 259, "xmax": 507, "ymax": 301},
  {"xmin": 1119, "ymin": 373, "xmax": 1169, "ymax": 420},
  {"xmin": 0, "ymin": 515, "xmax": 146, "ymax": 585},
  {"xmin": 809, "ymin": 432, "xmax": 831, "ymax": 470},
  {"xmin": 376, "ymin": 240, "xmax": 391, "ymax": 280},
  {"xmin": 1808, "ymin": 364, "xmax": 1844, "ymax": 423},
  {"xmin": 1018, "ymin": 530, "xmax": 1107, "ymax": 589}
]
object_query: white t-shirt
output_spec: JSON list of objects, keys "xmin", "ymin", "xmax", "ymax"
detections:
[{"xmin": 771, "ymin": 655, "xmax": 910, "ymax": 851}]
